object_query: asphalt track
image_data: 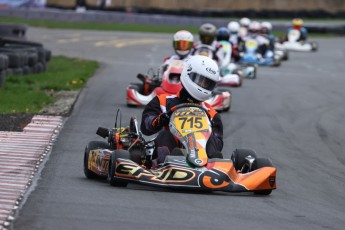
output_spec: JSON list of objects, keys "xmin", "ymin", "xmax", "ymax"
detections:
[{"xmin": 12, "ymin": 28, "xmax": 345, "ymax": 230}]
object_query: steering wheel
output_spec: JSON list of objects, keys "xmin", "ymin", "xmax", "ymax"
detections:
[{"xmin": 167, "ymin": 103, "xmax": 207, "ymax": 115}]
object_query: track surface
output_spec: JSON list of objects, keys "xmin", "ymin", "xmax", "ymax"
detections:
[{"xmin": 13, "ymin": 28, "xmax": 345, "ymax": 230}]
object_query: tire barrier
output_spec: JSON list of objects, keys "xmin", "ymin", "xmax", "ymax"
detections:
[{"xmin": 0, "ymin": 24, "xmax": 52, "ymax": 87}]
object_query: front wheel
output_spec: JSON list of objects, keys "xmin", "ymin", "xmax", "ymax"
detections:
[
  {"xmin": 84, "ymin": 141, "xmax": 109, "ymax": 179},
  {"xmin": 231, "ymin": 148, "xmax": 258, "ymax": 172},
  {"xmin": 108, "ymin": 150, "xmax": 129, "ymax": 187},
  {"xmin": 310, "ymin": 41, "xmax": 318, "ymax": 52}
]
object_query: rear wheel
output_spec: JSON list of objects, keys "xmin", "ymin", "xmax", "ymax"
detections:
[
  {"xmin": 231, "ymin": 148, "xmax": 258, "ymax": 171},
  {"xmin": 129, "ymin": 148, "xmax": 143, "ymax": 165},
  {"xmin": 283, "ymin": 50, "xmax": 289, "ymax": 61},
  {"xmin": 252, "ymin": 158, "xmax": 274, "ymax": 195},
  {"xmin": 108, "ymin": 150, "xmax": 129, "ymax": 187},
  {"xmin": 310, "ymin": 41, "xmax": 318, "ymax": 52},
  {"xmin": 84, "ymin": 141, "xmax": 109, "ymax": 179}
]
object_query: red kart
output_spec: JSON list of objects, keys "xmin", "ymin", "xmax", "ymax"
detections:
[{"xmin": 126, "ymin": 60, "xmax": 232, "ymax": 112}]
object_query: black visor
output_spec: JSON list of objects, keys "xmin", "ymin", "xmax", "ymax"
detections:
[
  {"xmin": 169, "ymin": 73, "xmax": 181, "ymax": 84},
  {"xmin": 189, "ymin": 72, "xmax": 217, "ymax": 91}
]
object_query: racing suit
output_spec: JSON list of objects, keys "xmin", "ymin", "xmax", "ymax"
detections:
[
  {"xmin": 140, "ymin": 87, "xmax": 224, "ymax": 164},
  {"xmin": 287, "ymin": 27, "xmax": 308, "ymax": 42}
]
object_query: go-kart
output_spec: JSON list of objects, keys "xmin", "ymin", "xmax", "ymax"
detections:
[
  {"xmin": 194, "ymin": 43, "xmax": 255, "ymax": 83},
  {"xmin": 239, "ymin": 38, "xmax": 281, "ymax": 67},
  {"xmin": 84, "ymin": 104, "xmax": 277, "ymax": 195},
  {"xmin": 275, "ymin": 29, "xmax": 318, "ymax": 52},
  {"xmin": 126, "ymin": 60, "xmax": 232, "ymax": 112},
  {"xmin": 217, "ymin": 41, "xmax": 244, "ymax": 86}
]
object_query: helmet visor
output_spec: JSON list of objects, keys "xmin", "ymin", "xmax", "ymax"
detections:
[
  {"xmin": 189, "ymin": 72, "xmax": 217, "ymax": 91},
  {"xmin": 200, "ymin": 35, "xmax": 214, "ymax": 45},
  {"xmin": 169, "ymin": 73, "xmax": 181, "ymax": 84},
  {"xmin": 173, "ymin": 40, "xmax": 193, "ymax": 51}
]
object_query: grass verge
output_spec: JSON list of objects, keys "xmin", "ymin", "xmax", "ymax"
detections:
[
  {"xmin": 1, "ymin": 16, "xmax": 341, "ymax": 37},
  {"xmin": 0, "ymin": 55, "xmax": 99, "ymax": 114},
  {"xmin": 0, "ymin": 17, "xmax": 200, "ymax": 34}
]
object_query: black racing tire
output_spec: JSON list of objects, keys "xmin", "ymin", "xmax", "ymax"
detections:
[
  {"xmin": 33, "ymin": 47, "xmax": 46, "ymax": 62},
  {"xmin": 45, "ymin": 49, "xmax": 52, "ymax": 62},
  {"xmin": 6, "ymin": 68, "xmax": 13, "ymax": 76},
  {"xmin": 22, "ymin": 66, "xmax": 31, "ymax": 75},
  {"xmin": 231, "ymin": 148, "xmax": 258, "ymax": 171},
  {"xmin": 272, "ymin": 58, "xmax": 281, "ymax": 67},
  {"xmin": 0, "ymin": 51, "xmax": 24, "ymax": 68},
  {"xmin": 33, "ymin": 62, "xmax": 44, "ymax": 73},
  {"xmin": 108, "ymin": 150, "xmax": 129, "ymax": 187},
  {"xmin": 252, "ymin": 158, "xmax": 274, "ymax": 195},
  {"xmin": 311, "ymin": 41, "xmax": 318, "ymax": 52},
  {"xmin": 12, "ymin": 67, "xmax": 23, "ymax": 75},
  {"xmin": 0, "ymin": 70, "xmax": 6, "ymax": 86},
  {"xmin": 84, "ymin": 141, "xmax": 109, "ymax": 179},
  {"xmin": 27, "ymin": 52, "xmax": 39, "ymax": 67},
  {"xmin": 0, "ymin": 54, "xmax": 9, "ymax": 70},
  {"xmin": 283, "ymin": 50, "xmax": 289, "ymax": 61},
  {"xmin": 129, "ymin": 148, "xmax": 143, "ymax": 165},
  {"xmin": 253, "ymin": 65, "xmax": 258, "ymax": 79}
]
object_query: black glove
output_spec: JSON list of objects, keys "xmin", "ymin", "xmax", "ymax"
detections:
[{"xmin": 152, "ymin": 112, "xmax": 170, "ymax": 129}]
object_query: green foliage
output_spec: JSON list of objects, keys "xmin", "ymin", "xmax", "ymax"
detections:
[
  {"xmin": 0, "ymin": 56, "xmax": 99, "ymax": 113},
  {"xmin": 0, "ymin": 17, "xmax": 199, "ymax": 34}
]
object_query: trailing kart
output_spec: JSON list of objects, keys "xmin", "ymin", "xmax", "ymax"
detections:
[
  {"xmin": 239, "ymin": 38, "xmax": 281, "ymax": 67},
  {"xmin": 84, "ymin": 104, "xmax": 277, "ymax": 195},
  {"xmin": 275, "ymin": 29, "xmax": 318, "ymax": 52},
  {"xmin": 194, "ymin": 43, "xmax": 254, "ymax": 83},
  {"xmin": 127, "ymin": 60, "xmax": 231, "ymax": 112}
]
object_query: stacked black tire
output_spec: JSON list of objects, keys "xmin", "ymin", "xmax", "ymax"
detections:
[{"xmin": 0, "ymin": 23, "xmax": 52, "ymax": 86}]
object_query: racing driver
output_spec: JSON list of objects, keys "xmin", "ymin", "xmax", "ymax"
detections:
[{"xmin": 140, "ymin": 55, "xmax": 224, "ymax": 167}]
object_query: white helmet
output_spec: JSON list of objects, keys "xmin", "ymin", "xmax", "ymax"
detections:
[
  {"xmin": 248, "ymin": 21, "xmax": 261, "ymax": 34},
  {"xmin": 240, "ymin": 17, "xmax": 251, "ymax": 27},
  {"xmin": 173, "ymin": 30, "xmax": 194, "ymax": 58},
  {"xmin": 261, "ymin": 21, "xmax": 272, "ymax": 31},
  {"xmin": 228, "ymin": 21, "xmax": 240, "ymax": 34},
  {"xmin": 181, "ymin": 55, "xmax": 219, "ymax": 102}
]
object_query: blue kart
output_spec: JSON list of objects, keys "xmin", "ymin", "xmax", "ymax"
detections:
[{"xmin": 239, "ymin": 39, "xmax": 281, "ymax": 67}]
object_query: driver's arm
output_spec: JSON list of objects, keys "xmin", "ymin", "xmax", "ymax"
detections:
[
  {"xmin": 140, "ymin": 96, "xmax": 162, "ymax": 136},
  {"xmin": 209, "ymin": 113, "xmax": 224, "ymax": 151}
]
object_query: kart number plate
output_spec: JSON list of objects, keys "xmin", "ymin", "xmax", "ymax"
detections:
[
  {"xmin": 173, "ymin": 108, "xmax": 209, "ymax": 136},
  {"xmin": 246, "ymin": 40, "xmax": 258, "ymax": 48}
]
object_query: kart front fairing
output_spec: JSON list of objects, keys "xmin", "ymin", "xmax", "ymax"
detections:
[{"xmin": 113, "ymin": 156, "xmax": 276, "ymax": 192}]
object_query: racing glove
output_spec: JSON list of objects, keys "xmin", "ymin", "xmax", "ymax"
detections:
[{"xmin": 152, "ymin": 112, "xmax": 170, "ymax": 129}]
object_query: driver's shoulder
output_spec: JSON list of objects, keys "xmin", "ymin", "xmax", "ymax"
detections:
[{"xmin": 201, "ymin": 101, "xmax": 217, "ymax": 118}]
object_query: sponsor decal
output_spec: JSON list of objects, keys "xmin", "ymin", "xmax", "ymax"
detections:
[
  {"xmin": 206, "ymin": 67, "xmax": 216, "ymax": 75},
  {"xmin": 89, "ymin": 150, "xmax": 110, "ymax": 173},
  {"xmin": 187, "ymin": 64, "xmax": 192, "ymax": 72},
  {"xmin": 188, "ymin": 135, "xmax": 195, "ymax": 150},
  {"xmin": 200, "ymin": 169, "xmax": 230, "ymax": 189},
  {"xmin": 116, "ymin": 162, "xmax": 196, "ymax": 183}
]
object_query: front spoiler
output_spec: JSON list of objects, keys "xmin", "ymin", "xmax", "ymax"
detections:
[{"xmin": 112, "ymin": 156, "xmax": 276, "ymax": 193}]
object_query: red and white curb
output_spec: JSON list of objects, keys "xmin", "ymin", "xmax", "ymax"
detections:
[{"xmin": 0, "ymin": 115, "xmax": 63, "ymax": 230}]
